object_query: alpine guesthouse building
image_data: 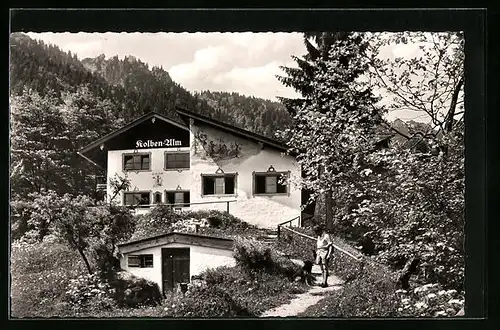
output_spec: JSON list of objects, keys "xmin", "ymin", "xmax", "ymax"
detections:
[{"xmin": 80, "ymin": 109, "xmax": 302, "ymax": 228}]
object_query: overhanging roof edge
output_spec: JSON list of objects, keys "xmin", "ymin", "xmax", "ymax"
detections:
[{"xmin": 79, "ymin": 112, "xmax": 189, "ymax": 155}]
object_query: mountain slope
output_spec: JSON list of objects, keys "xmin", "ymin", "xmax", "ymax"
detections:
[
  {"xmin": 10, "ymin": 33, "xmax": 292, "ymax": 139},
  {"xmin": 196, "ymin": 91, "xmax": 291, "ymax": 139}
]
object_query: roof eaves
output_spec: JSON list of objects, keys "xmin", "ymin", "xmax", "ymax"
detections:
[
  {"xmin": 117, "ymin": 231, "xmax": 234, "ymax": 248},
  {"xmin": 175, "ymin": 107, "xmax": 290, "ymax": 152},
  {"xmin": 80, "ymin": 112, "xmax": 189, "ymax": 154}
]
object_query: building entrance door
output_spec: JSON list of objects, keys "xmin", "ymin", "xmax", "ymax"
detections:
[{"xmin": 161, "ymin": 248, "xmax": 190, "ymax": 294}]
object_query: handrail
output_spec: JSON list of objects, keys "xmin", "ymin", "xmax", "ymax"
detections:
[
  {"xmin": 277, "ymin": 216, "xmax": 300, "ymax": 238},
  {"xmin": 129, "ymin": 199, "xmax": 237, "ymax": 213},
  {"xmin": 277, "ymin": 215, "xmax": 300, "ymax": 227},
  {"xmin": 279, "ymin": 226, "xmax": 363, "ymax": 263}
]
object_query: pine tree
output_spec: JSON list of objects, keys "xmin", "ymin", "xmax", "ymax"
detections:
[{"xmin": 277, "ymin": 32, "xmax": 384, "ymax": 231}]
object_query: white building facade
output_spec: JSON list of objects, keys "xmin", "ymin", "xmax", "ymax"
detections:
[{"xmin": 80, "ymin": 110, "xmax": 302, "ymax": 228}]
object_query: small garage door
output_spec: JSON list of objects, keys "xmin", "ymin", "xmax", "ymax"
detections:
[{"xmin": 161, "ymin": 248, "xmax": 190, "ymax": 293}]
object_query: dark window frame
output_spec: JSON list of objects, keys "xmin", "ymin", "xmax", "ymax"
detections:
[
  {"xmin": 165, "ymin": 190, "xmax": 191, "ymax": 207},
  {"xmin": 122, "ymin": 152, "xmax": 152, "ymax": 172},
  {"xmin": 128, "ymin": 254, "xmax": 154, "ymax": 268},
  {"xmin": 252, "ymin": 171, "xmax": 290, "ymax": 196},
  {"xmin": 123, "ymin": 191, "xmax": 151, "ymax": 207},
  {"xmin": 153, "ymin": 191, "xmax": 163, "ymax": 204},
  {"xmin": 201, "ymin": 173, "xmax": 238, "ymax": 197},
  {"xmin": 164, "ymin": 151, "xmax": 190, "ymax": 171}
]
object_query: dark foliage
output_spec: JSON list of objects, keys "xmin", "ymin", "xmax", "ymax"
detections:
[{"xmin": 109, "ymin": 272, "xmax": 163, "ymax": 308}]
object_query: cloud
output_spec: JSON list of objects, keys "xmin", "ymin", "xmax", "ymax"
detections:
[
  {"xmin": 63, "ymin": 40, "xmax": 103, "ymax": 57},
  {"xmin": 22, "ymin": 31, "xmax": 439, "ymax": 122}
]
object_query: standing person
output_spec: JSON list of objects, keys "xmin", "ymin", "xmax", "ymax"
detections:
[{"xmin": 314, "ymin": 225, "xmax": 333, "ymax": 287}]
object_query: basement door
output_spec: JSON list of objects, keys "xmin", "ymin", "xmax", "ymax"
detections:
[{"xmin": 161, "ymin": 248, "xmax": 190, "ymax": 293}]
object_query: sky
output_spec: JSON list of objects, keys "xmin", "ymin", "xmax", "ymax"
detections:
[{"xmin": 26, "ymin": 32, "xmax": 426, "ymax": 122}]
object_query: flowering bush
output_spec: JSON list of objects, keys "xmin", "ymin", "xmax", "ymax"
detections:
[
  {"xmin": 129, "ymin": 204, "xmax": 183, "ymax": 241},
  {"xmin": 184, "ymin": 210, "xmax": 256, "ymax": 230},
  {"xmin": 395, "ymin": 283, "xmax": 465, "ymax": 317},
  {"xmin": 64, "ymin": 273, "xmax": 116, "ymax": 312}
]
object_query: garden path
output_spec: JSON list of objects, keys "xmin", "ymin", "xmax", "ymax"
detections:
[{"xmin": 260, "ymin": 262, "xmax": 344, "ymax": 317}]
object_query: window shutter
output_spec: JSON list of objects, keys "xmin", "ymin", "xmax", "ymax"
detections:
[
  {"xmin": 215, "ymin": 177, "xmax": 225, "ymax": 194},
  {"xmin": 174, "ymin": 192, "xmax": 184, "ymax": 205},
  {"xmin": 141, "ymin": 155, "xmax": 150, "ymax": 170},
  {"xmin": 184, "ymin": 191, "xmax": 190, "ymax": 205},
  {"xmin": 265, "ymin": 176, "xmax": 277, "ymax": 194}
]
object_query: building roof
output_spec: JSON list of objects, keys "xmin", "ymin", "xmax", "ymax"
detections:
[
  {"xmin": 80, "ymin": 112, "xmax": 188, "ymax": 154},
  {"xmin": 117, "ymin": 231, "xmax": 235, "ymax": 254},
  {"xmin": 175, "ymin": 107, "xmax": 290, "ymax": 152},
  {"xmin": 79, "ymin": 110, "xmax": 292, "ymax": 168}
]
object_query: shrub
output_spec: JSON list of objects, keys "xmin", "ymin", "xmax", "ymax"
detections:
[
  {"xmin": 64, "ymin": 273, "xmax": 116, "ymax": 312},
  {"xmin": 233, "ymin": 237, "xmax": 302, "ymax": 279},
  {"xmin": 109, "ymin": 271, "xmax": 162, "ymax": 308},
  {"xmin": 184, "ymin": 210, "xmax": 255, "ymax": 230},
  {"xmin": 330, "ymin": 250, "xmax": 363, "ymax": 282},
  {"xmin": 163, "ymin": 285, "xmax": 253, "ymax": 317},
  {"xmin": 131, "ymin": 205, "xmax": 183, "ymax": 240},
  {"xmin": 273, "ymin": 230, "xmax": 315, "ymax": 261},
  {"xmin": 10, "ymin": 240, "xmax": 86, "ymax": 317},
  {"xmin": 196, "ymin": 265, "xmax": 307, "ymax": 316},
  {"xmin": 300, "ymin": 269, "xmax": 399, "ymax": 317},
  {"xmin": 202, "ymin": 266, "xmax": 240, "ymax": 286}
]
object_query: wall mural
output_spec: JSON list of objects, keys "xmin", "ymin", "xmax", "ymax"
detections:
[
  {"xmin": 152, "ymin": 172, "xmax": 163, "ymax": 187},
  {"xmin": 193, "ymin": 130, "xmax": 242, "ymax": 161}
]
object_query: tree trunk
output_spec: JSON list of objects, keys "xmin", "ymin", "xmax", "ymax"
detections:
[
  {"xmin": 77, "ymin": 247, "xmax": 93, "ymax": 275},
  {"xmin": 445, "ymin": 76, "xmax": 464, "ymax": 132},
  {"xmin": 70, "ymin": 234, "xmax": 93, "ymax": 274},
  {"xmin": 314, "ymin": 165, "xmax": 334, "ymax": 231},
  {"xmin": 397, "ymin": 257, "xmax": 420, "ymax": 290},
  {"xmin": 325, "ymin": 189, "xmax": 334, "ymax": 232}
]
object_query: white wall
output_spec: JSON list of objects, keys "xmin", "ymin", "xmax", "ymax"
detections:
[
  {"xmin": 106, "ymin": 121, "xmax": 301, "ymax": 228},
  {"xmin": 188, "ymin": 124, "xmax": 301, "ymax": 228},
  {"xmin": 107, "ymin": 146, "xmax": 192, "ymax": 205},
  {"xmin": 119, "ymin": 243, "xmax": 235, "ymax": 293}
]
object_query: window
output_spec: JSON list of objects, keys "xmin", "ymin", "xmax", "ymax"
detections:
[
  {"xmin": 124, "ymin": 192, "xmax": 151, "ymax": 206},
  {"xmin": 254, "ymin": 172, "xmax": 288, "ymax": 195},
  {"xmin": 123, "ymin": 153, "xmax": 150, "ymax": 171},
  {"xmin": 165, "ymin": 152, "xmax": 190, "ymax": 170},
  {"xmin": 128, "ymin": 254, "xmax": 153, "ymax": 268},
  {"xmin": 154, "ymin": 192, "xmax": 163, "ymax": 204},
  {"xmin": 166, "ymin": 191, "xmax": 190, "ymax": 207},
  {"xmin": 202, "ymin": 174, "xmax": 236, "ymax": 196}
]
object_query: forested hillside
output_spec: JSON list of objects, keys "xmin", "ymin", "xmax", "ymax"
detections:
[
  {"xmin": 196, "ymin": 91, "xmax": 292, "ymax": 138},
  {"xmin": 9, "ymin": 33, "xmax": 292, "ymax": 202},
  {"xmin": 10, "ymin": 33, "xmax": 290, "ymax": 137}
]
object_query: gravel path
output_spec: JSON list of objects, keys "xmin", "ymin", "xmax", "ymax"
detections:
[{"xmin": 261, "ymin": 262, "xmax": 344, "ymax": 318}]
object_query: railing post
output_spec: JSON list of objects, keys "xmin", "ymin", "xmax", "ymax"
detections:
[{"xmin": 226, "ymin": 201, "xmax": 229, "ymax": 213}]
